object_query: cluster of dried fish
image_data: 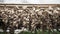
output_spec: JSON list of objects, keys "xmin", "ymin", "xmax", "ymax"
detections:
[{"xmin": 0, "ymin": 6, "xmax": 60, "ymax": 32}]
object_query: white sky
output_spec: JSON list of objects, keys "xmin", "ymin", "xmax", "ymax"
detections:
[{"xmin": 3, "ymin": 0, "xmax": 60, "ymax": 4}]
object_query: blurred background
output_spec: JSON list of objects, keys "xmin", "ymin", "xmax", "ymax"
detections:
[{"xmin": 0, "ymin": 0, "xmax": 60, "ymax": 4}]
